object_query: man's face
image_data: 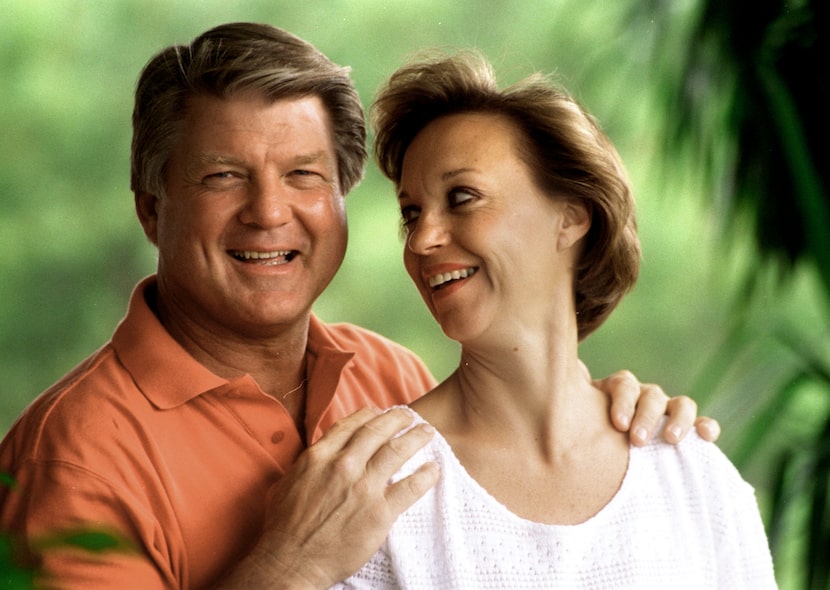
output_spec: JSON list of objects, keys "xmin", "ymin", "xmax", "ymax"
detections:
[{"xmin": 137, "ymin": 92, "xmax": 348, "ymax": 341}]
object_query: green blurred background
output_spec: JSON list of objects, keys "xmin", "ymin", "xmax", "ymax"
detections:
[{"xmin": 2, "ymin": 1, "xmax": 828, "ymax": 588}]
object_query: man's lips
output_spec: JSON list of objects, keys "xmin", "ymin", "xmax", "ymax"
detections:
[{"xmin": 229, "ymin": 249, "xmax": 298, "ymax": 264}]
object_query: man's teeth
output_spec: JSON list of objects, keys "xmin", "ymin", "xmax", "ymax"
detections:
[
  {"xmin": 428, "ymin": 267, "xmax": 477, "ymax": 288},
  {"xmin": 233, "ymin": 250, "xmax": 294, "ymax": 261}
]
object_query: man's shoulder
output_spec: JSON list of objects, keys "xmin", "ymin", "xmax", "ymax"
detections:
[
  {"xmin": 311, "ymin": 317, "xmax": 430, "ymax": 368},
  {"xmin": 0, "ymin": 343, "xmax": 148, "ymax": 466},
  {"xmin": 310, "ymin": 318, "xmax": 437, "ymax": 399},
  {"xmin": 319, "ymin": 321, "xmax": 415, "ymax": 354}
]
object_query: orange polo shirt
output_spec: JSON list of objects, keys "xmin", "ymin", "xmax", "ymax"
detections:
[{"xmin": 0, "ymin": 276, "xmax": 436, "ymax": 588}]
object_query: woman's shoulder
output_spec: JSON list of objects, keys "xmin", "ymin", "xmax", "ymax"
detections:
[
  {"xmin": 633, "ymin": 423, "xmax": 754, "ymax": 499},
  {"xmin": 384, "ymin": 405, "xmax": 449, "ymax": 483}
]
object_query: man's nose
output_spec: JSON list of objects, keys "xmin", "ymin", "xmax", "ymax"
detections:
[{"xmin": 238, "ymin": 179, "xmax": 293, "ymax": 228}]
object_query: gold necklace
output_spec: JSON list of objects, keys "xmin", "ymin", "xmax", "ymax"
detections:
[{"xmin": 280, "ymin": 378, "xmax": 307, "ymax": 400}]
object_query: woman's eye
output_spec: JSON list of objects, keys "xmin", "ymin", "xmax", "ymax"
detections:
[
  {"xmin": 400, "ymin": 205, "xmax": 420, "ymax": 226},
  {"xmin": 449, "ymin": 188, "xmax": 476, "ymax": 207}
]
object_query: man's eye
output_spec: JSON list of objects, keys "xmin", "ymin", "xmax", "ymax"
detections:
[
  {"xmin": 202, "ymin": 171, "xmax": 241, "ymax": 186},
  {"xmin": 292, "ymin": 168, "xmax": 328, "ymax": 179}
]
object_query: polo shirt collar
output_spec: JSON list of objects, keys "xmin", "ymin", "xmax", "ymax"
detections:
[
  {"xmin": 112, "ymin": 276, "xmax": 228, "ymax": 409},
  {"xmin": 304, "ymin": 314, "xmax": 356, "ymax": 438},
  {"xmin": 112, "ymin": 276, "xmax": 356, "ymax": 413}
]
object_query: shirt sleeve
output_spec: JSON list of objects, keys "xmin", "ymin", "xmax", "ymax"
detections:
[
  {"xmin": 681, "ymin": 436, "xmax": 777, "ymax": 588},
  {"xmin": 717, "ymin": 480, "xmax": 778, "ymax": 588},
  {"xmin": 1, "ymin": 458, "xmax": 175, "ymax": 589}
]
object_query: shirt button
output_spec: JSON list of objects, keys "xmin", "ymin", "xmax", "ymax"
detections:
[{"xmin": 271, "ymin": 431, "xmax": 286, "ymax": 444}]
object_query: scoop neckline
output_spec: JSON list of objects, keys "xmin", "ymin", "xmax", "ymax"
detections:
[{"xmin": 408, "ymin": 407, "xmax": 635, "ymax": 531}]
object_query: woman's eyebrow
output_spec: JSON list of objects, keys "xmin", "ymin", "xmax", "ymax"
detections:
[{"xmin": 397, "ymin": 167, "xmax": 477, "ymax": 200}]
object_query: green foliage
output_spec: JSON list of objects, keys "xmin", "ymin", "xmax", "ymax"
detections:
[
  {"xmin": 639, "ymin": 0, "xmax": 829, "ymax": 587},
  {"xmin": 2, "ymin": 1, "xmax": 826, "ymax": 589},
  {"xmin": 0, "ymin": 473, "xmax": 136, "ymax": 588},
  {"xmin": 32, "ymin": 530, "xmax": 134, "ymax": 555},
  {"xmin": 0, "ymin": 474, "xmax": 16, "ymax": 491},
  {"xmin": 0, "ymin": 527, "xmax": 136, "ymax": 589},
  {"xmin": 0, "ymin": 535, "xmax": 35, "ymax": 590}
]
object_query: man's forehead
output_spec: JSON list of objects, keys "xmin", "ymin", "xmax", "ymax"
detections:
[{"xmin": 172, "ymin": 93, "xmax": 337, "ymax": 158}]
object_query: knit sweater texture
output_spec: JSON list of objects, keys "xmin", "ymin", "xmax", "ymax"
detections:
[{"xmin": 336, "ymin": 409, "xmax": 777, "ymax": 589}]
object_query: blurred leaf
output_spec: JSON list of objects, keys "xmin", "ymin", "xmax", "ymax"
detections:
[
  {"xmin": 0, "ymin": 472, "xmax": 17, "ymax": 489},
  {"xmin": 0, "ymin": 535, "xmax": 35, "ymax": 589},
  {"xmin": 806, "ymin": 413, "xmax": 830, "ymax": 589},
  {"xmin": 732, "ymin": 372, "xmax": 810, "ymax": 469},
  {"xmin": 33, "ymin": 528, "xmax": 136, "ymax": 555}
]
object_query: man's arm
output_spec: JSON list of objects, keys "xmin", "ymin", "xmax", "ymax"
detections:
[
  {"xmin": 593, "ymin": 368, "xmax": 721, "ymax": 446},
  {"xmin": 214, "ymin": 407, "xmax": 437, "ymax": 590}
]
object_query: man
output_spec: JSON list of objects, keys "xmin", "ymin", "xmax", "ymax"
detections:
[{"xmin": 0, "ymin": 23, "xmax": 718, "ymax": 589}]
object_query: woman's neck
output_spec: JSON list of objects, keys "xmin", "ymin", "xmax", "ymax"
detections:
[
  {"xmin": 413, "ymin": 325, "xmax": 610, "ymax": 461},
  {"xmin": 410, "ymin": 328, "xmax": 630, "ymax": 525}
]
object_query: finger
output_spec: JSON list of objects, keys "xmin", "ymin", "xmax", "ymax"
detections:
[
  {"xmin": 325, "ymin": 408, "xmax": 420, "ymax": 477},
  {"xmin": 595, "ymin": 370, "xmax": 640, "ymax": 432},
  {"xmin": 317, "ymin": 406, "xmax": 383, "ymax": 449},
  {"xmin": 694, "ymin": 416, "xmax": 721, "ymax": 442},
  {"xmin": 367, "ymin": 421, "xmax": 436, "ymax": 480},
  {"xmin": 660, "ymin": 395, "xmax": 697, "ymax": 444},
  {"xmin": 385, "ymin": 461, "xmax": 440, "ymax": 516},
  {"xmin": 629, "ymin": 384, "xmax": 671, "ymax": 446}
]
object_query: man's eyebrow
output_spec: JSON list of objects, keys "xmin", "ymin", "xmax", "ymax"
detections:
[
  {"xmin": 291, "ymin": 151, "xmax": 330, "ymax": 165},
  {"xmin": 192, "ymin": 151, "xmax": 331, "ymax": 165},
  {"xmin": 193, "ymin": 152, "xmax": 245, "ymax": 167},
  {"xmin": 187, "ymin": 151, "xmax": 335, "ymax": 176}
]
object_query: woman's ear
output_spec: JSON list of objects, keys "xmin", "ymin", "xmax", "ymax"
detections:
[
  {"xmin": 557, "ymin": 200, "xmax": 591, "ymax": 251},
  {"xmin": 135, "ymin": 192, "xmax": 160, "ymax": 246}
]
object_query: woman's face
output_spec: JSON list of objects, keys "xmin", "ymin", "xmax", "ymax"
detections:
[{"xmin": 397, "ymin": 112, "xmax": 588, "ymax": 344}]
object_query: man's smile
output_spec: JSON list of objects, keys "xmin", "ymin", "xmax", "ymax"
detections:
[{"xmin": 229, "ymin": 249, "xmax": 298, "ymax": 264}]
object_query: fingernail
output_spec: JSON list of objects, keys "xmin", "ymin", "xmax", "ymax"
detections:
[
  {"xmin": 617, "ymin": 414, "xmax": 630, "ymax": 429},
  {"xmin": 668, "ymin": 425, "xmax": 682, "ymax": 441},
  {"xmin": 634, "ymin": 426, "xmax": 648, "ymax": 442}
]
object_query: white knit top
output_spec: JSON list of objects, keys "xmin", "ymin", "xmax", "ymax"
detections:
[{"xmin": 335, "ymin": 410, "xmax": 777, "ymax": 589}]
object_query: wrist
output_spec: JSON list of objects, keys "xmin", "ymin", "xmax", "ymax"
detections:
[{"xmin": 214, "ymin": 543, "xmax": 330, "ymax": 590}]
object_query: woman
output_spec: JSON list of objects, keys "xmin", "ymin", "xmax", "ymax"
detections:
[{"xmin": 337, "ymin": 52, "xmax": 776, "ymax": 588}]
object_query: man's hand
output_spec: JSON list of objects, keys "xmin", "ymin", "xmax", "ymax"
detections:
[
  {"xmin": 215, "ymin": 407, "xmax": 439, "ymax": 590},
  {"xmin": 592, "ymin": 368, "xmax": 722, "ymax": 446}
]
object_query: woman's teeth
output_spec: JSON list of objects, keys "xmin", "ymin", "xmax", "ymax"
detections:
[{"xmin": 428, "ymin": 267, "xmax": 477, "ymax": 289}]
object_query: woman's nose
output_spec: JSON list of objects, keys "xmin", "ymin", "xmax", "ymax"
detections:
[{"xmin": 406, "ymin": 212, "xmax": 450, "ymax": 255}]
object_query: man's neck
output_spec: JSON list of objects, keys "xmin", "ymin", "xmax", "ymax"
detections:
[{"xmin": 149, "ymin": 284, "xmax": 310, "ymax": 401}]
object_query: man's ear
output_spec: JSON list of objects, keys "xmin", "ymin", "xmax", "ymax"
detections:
[
  {"xmin": 557, "ymin": 200, "xmax": 591, "ymax": 251},
  {"xmin": 135, "ymin": 192, "xmax": 160, "ymax": 246}
]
